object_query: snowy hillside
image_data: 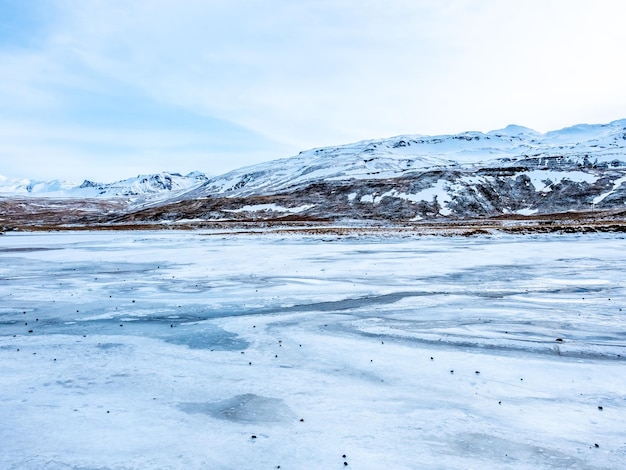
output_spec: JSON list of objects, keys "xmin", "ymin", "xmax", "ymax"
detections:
[
  {"xmin": 0, "ymin": 172, "xmax": 207, "ymax": 199},
  {"xmin": 132, "ymin": 119, "xmax": 626, "ymax": 222},
  {"xmin": 182, "ymin": 119, "xmax": 626, "ymax": 199}
]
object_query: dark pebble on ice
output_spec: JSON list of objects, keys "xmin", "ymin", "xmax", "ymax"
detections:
[
  {"xmin": 107, "ymin": 410, "xmax": 110, "ymax": 413},
  {"xmin": 248, "ymin": 362, "xmax": 252, "ymax": 365},
  {"xmin": 132, "ymin": 300, "xmax": 135, "ymax": 303},
  {"xmin": 170, "ymin": 324, "xmax": 173, "ymax": 328},
  {"xmin": 475, "ymin": 371, "xmax": 480, "ymax": 374},
  {"xmin": 498, "ymin": 401, "xmax": 501, "ymax": 405},
  {"xmin": 25, "ymin": 322, "xmax": 28, "ymax": 326},
  {"xmin": 556, "ymin": 338, "xmax": 563, "ymax": 342},
  {"xmin": 251, "ymin": 435, "xmax": 257, "ymax": 439},
  {"xmin": 430, "ymin": 357, "xmax": 434, "ymax": 360},
  {"xmin": 342, "ymin": 454, "xmax": 346, "ymax": 458},
  {"xmin": 344, "ymin": 462, "xmax": 348, "ymax": 466},
  {"xmin": 450, "ymin": 370, "xmax": 454, "ymax": 374},
  {"xmin": 598, "ymin": 406, "xmax": 603, "ymax": 410},
  {"xmin": 120, "ymin": 324, "xmax": 123, "ymax": 327},
  {"xmin": 28, "ymin": 330, "xmax": 33, "ymax": 333},
  {"xmin": 275, "ymin": 355, "xmax": 278, "ymax": 358},
  {"xmin": 594, "ymin": 443, "xmax": 599, "ymax": 448},
  {"xmin": 299, "ymin": 418, "xmax": 304, "ymax": 422}
]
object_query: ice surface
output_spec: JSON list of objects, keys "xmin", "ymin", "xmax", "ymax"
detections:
[
  {"xmin": 179, "ymin": 394, "xmax": 295, "ymax": 423},
  {"xmin": 1, "ymin": 231, "xmax": 625, "ymax": 469}
]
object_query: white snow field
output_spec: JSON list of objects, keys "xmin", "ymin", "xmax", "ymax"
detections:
[{"xmin": 1, "ymin": 231, "xmax": 625, "ymax": 469}]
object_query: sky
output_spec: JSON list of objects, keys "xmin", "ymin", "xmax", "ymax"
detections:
[{"xmin": 1, "ymin": 0, "xmax": 625, "ymax": 183}]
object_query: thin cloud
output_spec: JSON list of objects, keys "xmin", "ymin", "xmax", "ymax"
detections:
[{"xmin": 1, "ymin": 0, "xmax": 625, "ymax": 180}]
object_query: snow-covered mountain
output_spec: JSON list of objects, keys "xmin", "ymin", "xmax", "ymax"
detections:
[
  {"xmin": 176, "ymin": 119, "xmax": 625, "ymax": 199},
  {"xmin": 3, "ymin": 120, "xmax": 626, "ymax": 229},
  {"xmin": 128, "ymin": 119, "xmax": 626, "ymax": 222},
  {"xmin": 0, "ymin": 175, "xmax": 77, "ymax": 195},
  {"xmin": 0, "ymin": 171, "xmax": 208, "ymax": 199}
]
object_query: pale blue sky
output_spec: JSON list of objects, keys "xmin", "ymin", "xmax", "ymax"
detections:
[{"xmin": 1, "ymin": 0, "xmax": 625, "ymax": 182}]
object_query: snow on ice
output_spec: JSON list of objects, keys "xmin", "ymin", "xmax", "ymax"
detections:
[{"xmin": 1, "ymin": 231, "xmax": 625, "ymax": 469}]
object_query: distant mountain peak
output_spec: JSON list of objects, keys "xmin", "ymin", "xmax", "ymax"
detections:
[
  {"xmin": 0, "ymin": 171, "xmax": 208, "ymax": 199},
  {"xmin": 488, "ymin": 124, "xmax": 540, "ymax": 136}
]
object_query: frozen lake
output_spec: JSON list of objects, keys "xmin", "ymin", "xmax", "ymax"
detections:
[{"xmin": 1, "ymin": 230, "xmax": 625, "ymax": 469}]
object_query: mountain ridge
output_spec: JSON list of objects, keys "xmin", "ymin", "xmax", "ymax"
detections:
[
  {"xmin": 2, "ymin": 119, "xmax": 626, "ymax": 232},
  {"xmin": 121, "ymin": 119, "xmax": 626, "ymax": 224},
  {"xmin": 0, "ymin": 171, "xmax": 208, "ymax": 199}
]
